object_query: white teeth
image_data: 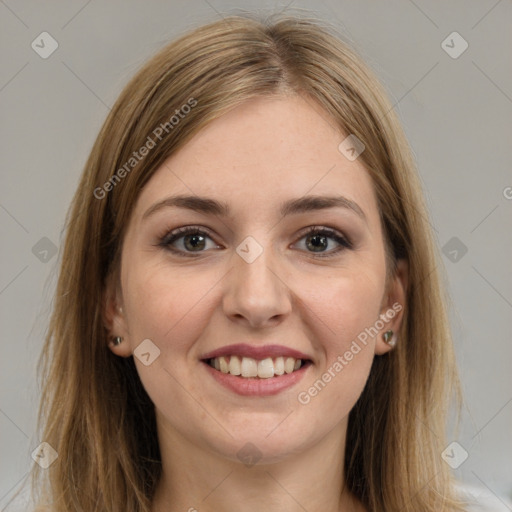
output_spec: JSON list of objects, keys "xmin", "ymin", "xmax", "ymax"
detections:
[
  {"xmin": 257, "ymin": 358, "xmax": 274, "ymax": 379},
  {"xmin": 241, "ymin": 357, "xmax": 258, "ymax": 377},
  {"xmin": 274, "ymin": 356, "xmax": 284, "ymax": 376},
  {"xmin": 228, "ymin": 355, "xmax": 241, "ymax": 375},
  {"xmin": 219, "ymin": 356, "xmax": 229, "ymax": 374},
  {"xmin": 209, "ymin": 355, "xmax": 305, "ymax": 378},
  {"xmin": 284, "ymin": 357, "xmax": 295, "ymax": 374}
]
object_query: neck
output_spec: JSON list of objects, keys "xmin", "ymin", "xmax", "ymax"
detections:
[{"xmin": 151, "ymin": 414, "xmax": 364, "ymax": 512}]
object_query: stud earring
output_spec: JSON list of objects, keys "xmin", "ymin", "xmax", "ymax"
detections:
[
  {"xmin": 112, "ymin": 336, "xmax": 123, "ymax": 346},
  {"xmin": 382, "ymin": 330, "xmax": 396, "ymax": 347}
]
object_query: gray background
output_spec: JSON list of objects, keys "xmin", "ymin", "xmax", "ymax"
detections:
[{"xmin": 1, "ymin": 0, "xmax": 511, "ymax": 508}]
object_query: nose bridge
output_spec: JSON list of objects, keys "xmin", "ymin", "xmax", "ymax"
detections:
[{"xmin": 223, "ymin": 234, "xmax": 292, "ymax": 326}]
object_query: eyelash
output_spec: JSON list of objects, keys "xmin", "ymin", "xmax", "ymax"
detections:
[{"xmin": 157, "ymin": 225, "xmax": 352, "ymax": 259}]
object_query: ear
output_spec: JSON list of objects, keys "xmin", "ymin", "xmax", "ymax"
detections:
[
  {"xmin": 374, "ymin": 258, "xmax": 408, "ymax": 355},
  {"xmin": 103, "ymin": 272, "xmax": 132, "ymax": 357}
]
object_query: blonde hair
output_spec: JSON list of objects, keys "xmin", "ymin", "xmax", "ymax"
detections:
[{"xmin": 20, "ymin": 12, "xmax": 464, "ymax": 512}]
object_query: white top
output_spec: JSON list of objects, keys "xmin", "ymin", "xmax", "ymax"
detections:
[
  {"xmin": 455, "ymin": 481, "xmax": 512, "ymax": 511},
  {"xmin": 3, "ymin": 481, "xmax": 511, "ymax": 511}
]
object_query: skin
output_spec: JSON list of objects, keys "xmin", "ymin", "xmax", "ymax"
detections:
[{"xmin": 105, "ymin": 94, "xmax": 408, "ymax": 512}]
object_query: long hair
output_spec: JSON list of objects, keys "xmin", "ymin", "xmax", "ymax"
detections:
[{"xmin": 23, "ymin": 12, "xmax": 464, "ymax": 511}]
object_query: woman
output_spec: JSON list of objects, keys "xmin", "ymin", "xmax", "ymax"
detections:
[{"xmin": 14, "ymin": 12, "xmax": 473, "ymax": 512}]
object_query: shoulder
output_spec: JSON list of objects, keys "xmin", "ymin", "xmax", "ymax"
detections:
[{"xmin": 454, "ymin": 480, "xmax": 512, "ymax": 512}]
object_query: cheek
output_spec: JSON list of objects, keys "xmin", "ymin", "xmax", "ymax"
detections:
[
  {"xmin": 121, "ymin": 263, "xmax": 220, "ymax": 425},
  {"xmin": 294, "ymin": 269, "xmax": 384, "ymax": 411},
  {"xmin": 123, "ymin": 262, "xmax": 218, "ymax": 352},
  {"xmin": 302, "ymin": 266, "xmax": 385, "ymax": 352}
]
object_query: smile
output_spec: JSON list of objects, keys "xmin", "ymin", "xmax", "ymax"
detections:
[
  {"xmin": 207, "ymin": 355, "xmax": 306, "ymax": 379},
  {"xmin": 200, "ymin": 343, "xmax": 312, "ymax": 396}
]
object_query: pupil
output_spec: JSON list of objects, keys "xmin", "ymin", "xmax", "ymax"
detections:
[
  {"xmin": 182, "ymin": 233, "xmax": 328, "ymax": 252},
  {"xmin": 185, "ymin": 234, "xmax": 205, "ymax": 251},
  {"xmin": 307, "ymin": 234, "xmax": 327, "ymax": 252}
]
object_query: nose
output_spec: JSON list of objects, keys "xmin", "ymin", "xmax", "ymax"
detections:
[{"xmin": 222, "ymin": 241, "xmax": 292, "ymax": 329}]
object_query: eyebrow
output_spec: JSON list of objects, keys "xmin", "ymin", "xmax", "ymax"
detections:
[{"xmin": 142, "ymin": 194, "xmax": 367, "ymax": 223}]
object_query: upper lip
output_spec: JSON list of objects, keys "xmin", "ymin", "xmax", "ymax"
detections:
[{"xmin": 200, "ymin": 343, "xmax": 312, "ymax": 361}]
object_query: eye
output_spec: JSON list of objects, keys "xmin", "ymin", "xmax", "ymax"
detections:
[
  {"xmin": 158, "ymin": 226, "xmax": 220, "ymax": 257},
  {"xmin": 294, "ymin": 226, "xmax": 352, "ymax": 258},
  {"xmin": 157, "ymin": 225, "xmax": 352, "ymax": 258}
]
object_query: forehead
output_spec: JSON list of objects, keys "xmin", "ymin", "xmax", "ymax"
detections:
[{"xmin": 133, "ymin": 95, "xmax": 380, "ymax": 225}]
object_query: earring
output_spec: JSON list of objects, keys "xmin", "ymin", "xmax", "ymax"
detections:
[
  {"xmin": 112, "ymin": 336, "xmax": 123, "ymax": 346},
  {"xmin": 382, "ymin": 330, "xmax": 396, "ymax": 347}
]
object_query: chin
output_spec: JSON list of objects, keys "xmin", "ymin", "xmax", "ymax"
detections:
[{"xmin": 202, "ymin": 419, "xmax": 319, "ymax": 466}]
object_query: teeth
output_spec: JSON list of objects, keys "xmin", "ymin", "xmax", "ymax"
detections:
[
  {"xmin": 241, "ymin": 357, "xmax": 258, "ymax": 377},
  {"xmin": 209, "ymin": 355, "xmax": 305, "ymax": 378},
  {"xmin": 219, "ymin": 356, "xmax": 229, "ymax": 374},
  {"xmin": 228, "ymin": 355, "xmax": 241, "ymax": 375},
  {"xmin": 284, "ymin": 357, "xmax": 295, "ymax": 374},
  {"xmin": 274, "ymin": 356, "xmax": 284, "ymax": 375},
  {"xmin": 257, "ymin": 358, "xmax": 274, "ymax": 379}
]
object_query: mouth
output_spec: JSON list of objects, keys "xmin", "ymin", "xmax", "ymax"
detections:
[
  {"xmin": 199, "ymin": 343, "xmax": 313, "ymax": 396},
  {"xmin": 203, "ymin": 355, "xmax": 312, "ymax": 379}
]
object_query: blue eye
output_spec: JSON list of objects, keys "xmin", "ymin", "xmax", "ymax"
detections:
[{"xmin": 158, "ymin": 225, "xmax": 352, "ymax": 258}]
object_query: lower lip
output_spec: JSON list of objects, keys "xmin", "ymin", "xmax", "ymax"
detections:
[{"xmin": 202, "ymin": 361, "xmax": 310, "ymax": 396}]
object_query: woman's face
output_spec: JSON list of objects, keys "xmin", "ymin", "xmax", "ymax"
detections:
[{"xmin": 108, "ymin": 95, "xmax": 406, "ymax": 464}]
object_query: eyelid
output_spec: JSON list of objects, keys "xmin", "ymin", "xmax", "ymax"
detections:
[
  {"xmin": 157, "ymin": 224, "xmax": 352, "ymax": 258},
  {"xmin": 293, "ymin": 225, "xmax": 353, "ymax": 257},
  {"xmin": 157, "ymin": 225, "xmax": 218, "ymax": 255}
]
